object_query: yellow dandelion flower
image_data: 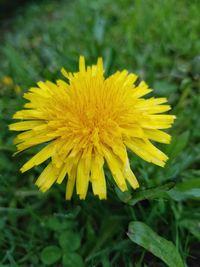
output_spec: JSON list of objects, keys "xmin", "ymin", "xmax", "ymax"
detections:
[{"xmin": 9, "ymin": 56, "xmax": 175, "ymax": 200}]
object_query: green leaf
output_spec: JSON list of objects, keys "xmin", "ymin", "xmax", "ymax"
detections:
[
  {"xmin": 122, "ymin": 182, "xmax": 175, "ymax": 206},
  {"xmin": 168, "ymin": 178, "xmax": 200, "ymax": 201},
  {"xmin": 40, "ymin": 245, "xmax": 61, "ymax": 265},
  {"xmin": 154, "ymin": 81, "xmax": 178, "ymax": 96},
  {"xmin": 115, "ymin": 187, "xmax": 132, "ymax": 203},
  {"xmin": 62, "ymin": 253, "xmax": 84, "ymax": 267},
  {"xmin": 128, "ymin": 221, "xmax": 185, "ymax": 267},
  {"xmin": 166, "ymin": 131, "xmax": 190, "ymax": 161},
  {"xmin": 59, "ymin": 231, "xmax": 81, "ymax": 251},
  {"xmin": 46, "ymin": 217, "xmax": 61, "ymax": 231}
]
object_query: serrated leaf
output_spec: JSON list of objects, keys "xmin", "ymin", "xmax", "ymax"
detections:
[
  {"xmin": 40, "ymin": 245, "xmax": 61, "ymax": 265},
  {"xmin": 128, "ymin": 221, "xmax": 185, "ymax": 267}
]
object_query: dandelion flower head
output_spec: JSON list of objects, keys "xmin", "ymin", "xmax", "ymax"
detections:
[{"xmin": 10, "ymin": 56, "xmax": 175, "ymax": 200}]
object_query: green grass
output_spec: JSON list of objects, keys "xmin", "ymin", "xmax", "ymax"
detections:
[{"xmin": 0, "ymin": 0, "xmax": 200, "ymax": 266}]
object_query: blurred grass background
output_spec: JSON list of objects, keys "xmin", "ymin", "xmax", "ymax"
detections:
[{"xmin": 0, "ymin": 0, "xmax": 200, "ymax": 266}]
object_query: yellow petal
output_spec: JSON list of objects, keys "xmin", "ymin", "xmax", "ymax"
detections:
[
  {"xmin": 56, "ymin": 162, "xmax": 68, "ymax": 184},
  {"xmin": 20, "ymin": 142, "xmax": 56, "ymax": 173},
  {"xmin": 144, "ymin": 129, "xmax": 171, "ymax": 144},
  {"xmin": 97, "ymin": 57, "xmax": 104, "ymax": 74},
  {"xmin": 91, "ymin": 153, "xmax": 106, "ymax": 199},
  {"xmin": 16, "ymin": 133, "xmax": 55, "ymax": 153},
  {"xmin": 102, "ymin": 146, "xmax": 128, "ymax": 191},
  {"xmin": 123, "ymin": 159, "xmax": 139, "ymax": 189},
  {"xmin": 125, "ymin": 138, "xmax": 168, "ymax": 167},
  {"xmin": 9, "ymin": 121, "xmax": 43, "ymax": 131},
  {"xmin": 79, "ymin": 55, "xmax": 86, "ymax": 72},
  {"xmin": 132, "ymin": 81, "xmax": 152, "ymax": 98},
  {"xmin": 56, "ymin": 149, "xmax": 81, "ymax": 184},
  {"xmin": 65, "ymin": 166, "xmax": 77, "ymax": 200},
  {"xmin": 76, "ymin": 148, "xmax": 92, "ymax": 199},
  {"xmin": 13, "ymin": 110, "xmax": 43, "ymax": 120},
  {"xmin": 35, "ymin": 163, "xmax": 59, "ymax": 192}
]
